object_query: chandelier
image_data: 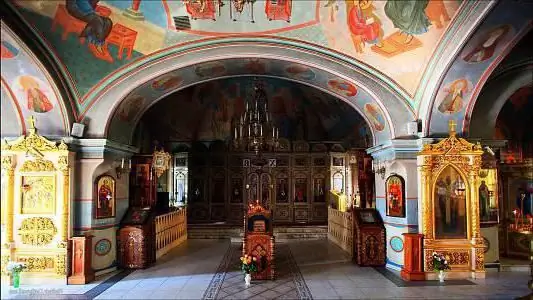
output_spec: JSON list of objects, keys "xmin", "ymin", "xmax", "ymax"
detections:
[{"xmin": 233, "ymin": 79, "xmax": 279, "ymax": 154}]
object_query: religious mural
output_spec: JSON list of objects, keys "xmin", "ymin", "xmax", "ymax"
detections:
[
  {"xmin": 1, "ymin": 26, "xmax": 67, "ymax": 137},
  {"xmin": 434, "ymin": 166, "xmax": 467, "ymax": 239},
  {"xmin": 21, "ymin": 176, "xmax": 55, "ymax": 214},
  {"xmin": 385, "ymin": 175, "xmax": 405, "ymax": 218},
  {"xmin": 95, "ymin": 175, "xmax": 116, "ymax": 219},
  {"xmin": 10, "ymin": 0, "xmax": 461, "ymax": 99},
  {"xmin": 427, "ymin": 0, "xmax": 533, "ymax": 136},
  {"xmin": 139, "ymin": 77, "xmax": 371, "ymax": 147}
]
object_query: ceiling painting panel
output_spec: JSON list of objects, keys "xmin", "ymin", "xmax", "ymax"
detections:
[
  {"xmin": 10, "ymin": 0, "xmax": 462, "ymax": 108},
  {"xmin": 105, "ymin": 58, "xmax": 391, "ymax": 145},
  {"xmin": 426, "ymin": 0, "xmax": 533, "ymax": 137},
  {"xmin": 0, "ymin": 25, "xmax": 69, "ymax": 137}
]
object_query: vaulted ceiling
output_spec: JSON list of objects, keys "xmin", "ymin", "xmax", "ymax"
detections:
[{"xmin": 1, "ymin": 0, "xmax": 532, "ymax": 145}]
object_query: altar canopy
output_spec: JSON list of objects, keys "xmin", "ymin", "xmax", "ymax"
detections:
[{"xmin": 418, "ymin": 120, "xmax": 485, "ymax": 280}]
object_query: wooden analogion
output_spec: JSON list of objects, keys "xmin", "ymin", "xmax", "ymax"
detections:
[
  {"xmin": 418, "ymin": 120, "xmax": 485, "ymax": 279},
  {"xmin": 243, "ymin": 201, "xmax": 275, "ymax": 280}
]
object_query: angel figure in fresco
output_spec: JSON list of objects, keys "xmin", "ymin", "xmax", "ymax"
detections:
[
  {"xmin": 17, "ymin": 76, "xmax": 54, "ymax": 113},
  {"xmin": 66, "ymin": 0, "xmax": 113, "ymax": 62},
  {"xmin": 438, "ymin": 79, "xmax": 468, "ymax": 114},
  {"xmin": 463, "ymin": 26, "xmax": 509, "ymax": 63},
  {"xmin": 347, "ymin": 0, "xmax": 383, "ymax": 53},
  {"xmin": 384, "ymin": 0, "xmax": 431, "ymax": 44}
]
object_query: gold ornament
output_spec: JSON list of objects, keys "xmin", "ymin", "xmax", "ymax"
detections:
[
  {"xmin": 20, "ymin": 158, "xmax": 56, "ymax": 172},
  {"xmin": 152, "ymin": 149, "xmax": 171, "ymax": 178},
  {"xmin": 18, "ymin": 256, "xmax": 55, "ymax": 271},
  {"xmin": 3, "ymin": 116, "xmax": 68, "ymax": 153},
  {"xmin": 55, "ymin": 254, "xmax": 67, "ymax": 275},
  {"xmin": 18, "ymin": 217, "xmax": 58, "ymax": 246}
]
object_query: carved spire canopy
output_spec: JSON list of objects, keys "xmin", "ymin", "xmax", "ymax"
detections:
[
  {"xmin": 420, "ymin": 119, "xmax": 482, "ymax": 155},
  {"xmin": 1, "ymin": 116, "xmax": 68, "ymax": 152}
]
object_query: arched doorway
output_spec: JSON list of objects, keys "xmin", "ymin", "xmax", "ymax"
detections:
[{"xmin": 126, "ymin": 76, "xmax": 376, "ymax": 226}]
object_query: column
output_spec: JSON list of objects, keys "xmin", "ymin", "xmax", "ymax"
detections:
[
  {"xmin": 1, "ymin": 156, "xmax": 14, "ymax": 280},
  {"xmin": 123, "ymin": 0, "xmax": 145, "ymax": 20}
]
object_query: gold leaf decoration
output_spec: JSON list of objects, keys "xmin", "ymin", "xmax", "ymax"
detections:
[
  {"xmin": 18, "ymin": 217, "xmax": 58, "ymax": 246},
  {"xmin": 18, "ymin": 256, "xmax": 55, "ymax": 272},
  {"xmin": 20, "ymin": 159, "xmax": 56, "ymax": 172}
]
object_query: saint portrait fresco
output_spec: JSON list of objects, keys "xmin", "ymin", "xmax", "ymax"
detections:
[
  {"xmin": 95, "ymin": 175, "xmax": 115, "ymax": 219},
  {"xmin": 118, "ymin": 95, "xmax": 144, "ymax": 123},
  {"xmin": 285, "ymin": 64, "xmax": 316, "ymax": 80},
  {"xmin": 14, "ymin": 75, "xmax": 54, "ymax": 113},
  {"xmin": 294, "ymin": 178, "xmax": 307, "ymax": 203},
  {"xmin": 151, "ymin": 74, "xmax": 183, "ymax": 92},
  {"xmin": 363, "ymin": 103, "xmax": 385, "ymax": 132},
  {"xmin": 437, "ymin": 78, "xmax": 471, "ymax": 114},
  {"xmin": 434, "ymin": 166, "xmax": 467, "ymax": 239},
  {"xmin": 386, "ymin": 175, "xmax": 405, "ymax": 218},
  {"xmin": 327, "ymin": 79, "xmax": 358, "ymax": 97},
  {"xmin": 463, "ymin": 25, "xmax": 510, "ymax": 63}
]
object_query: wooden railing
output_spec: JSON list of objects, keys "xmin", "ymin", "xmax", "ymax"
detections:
[
  {"xmin": 155, "ymin": 207, "xmax": 187, "ymax": 259},
  {"xmin": 328, "ymin": 207, "xmax": 353, "ymax": 258}
]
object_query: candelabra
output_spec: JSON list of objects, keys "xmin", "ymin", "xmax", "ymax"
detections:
[{"xmin": 233, "ymin": 79, "xmax": 279, "ymax": 154}]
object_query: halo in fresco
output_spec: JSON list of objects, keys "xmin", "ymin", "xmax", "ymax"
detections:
[
  {"xmin": 327, "ymin": 79, "xmax": 358, "ymax": 97},
  {"xmin": 285, "ymin": 64, "xmax": 316, "ymax": 80},
  {"xmin": 12, "ymin": 75, "xmax": 54, "ymax": 113},
  {"xmin": 437, "ymin": 78, "xmax": 472, "ymax": 114},
  {"xmin": 151, "ymin": 73, "xmax": 183, "ymax": 92},
  {"xmin": 363, "ymin": 103, "xmax": 385, "ymax": 132},
  {"xmin": 195, "ymin": 61, "xmax": 227, "ymax": 78},
  {"xmin": 1, "ymin": 40, "xmax": 19, "ymax": 59},
  {"xmin": 462, "ymin": 24, "xmax": 511, "ymax": 64},
  {"xmin": 117, "ymin": 94, "xmax": 145, "ymax": 123}
]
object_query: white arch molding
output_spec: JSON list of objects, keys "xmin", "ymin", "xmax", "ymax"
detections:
[{"xmin": 80, "ymin": 42, "xmax": 416, "ymax": 146}]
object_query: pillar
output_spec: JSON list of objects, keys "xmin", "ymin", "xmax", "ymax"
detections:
[
  {"xmin": 1, "ymin": 155, "xmax": 15, "ymax": 275},
  {"xmin": 123, "ymin": 0, "xmax": 145, "ymax": 20}
]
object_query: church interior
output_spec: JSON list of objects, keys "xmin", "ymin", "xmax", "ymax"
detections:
[{"xmin": 0, "ymin": 0, "xmax": 532, "ymax": 299}]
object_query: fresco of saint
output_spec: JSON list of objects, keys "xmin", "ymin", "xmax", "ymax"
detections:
[
  {"xmin": 363, "ymin": 103, "xmax": 385, "ymax": 132},
  {"xmin": 1, "ymin": 41, "xmax": 19, "ymax": 59},
  {"xmin": 463, "ymin": 25, "xmax": 509, "ymax": 63},
  {"xmin": 17, "ymin": 75, "xmax": 54, "ymax": 113},
  {"xmin": 438, "ymin": 78, "xmax": 469, "ymax": 114},
  {"xmin": 384, "ymin": 0, "xmax": 431, "ymax": 44},
  {"xmin": 66, "ymin": 0, "xmax": 113, "ymax": 62},
  {"xmin": 479, "ymin": 181, "xmax": 490, "ymax": 221},
  {"xmin": 347, "ymin": 0, "xmax": 383, "ymax": 52}
]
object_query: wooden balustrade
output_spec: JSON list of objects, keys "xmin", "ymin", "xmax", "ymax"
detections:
[
  {"xmin": 155, "ymin": 208, "xmax": 187, "ymax": 259},
  {"xmin": 327, "ymin": 207, "xmax": 354, "ymax": 258}
]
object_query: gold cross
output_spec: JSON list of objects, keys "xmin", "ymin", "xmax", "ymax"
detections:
[
  {"xmin": 28, "ymin": 115, "xmax": 36, "ymax": 131},
  {"xmin": 448, "ymin": 119, "xmax": 456, "ymax": 136}
]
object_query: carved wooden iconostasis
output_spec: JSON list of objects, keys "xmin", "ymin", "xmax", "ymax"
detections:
[
  {"xmin": 418, "ymin": 121, "xmax": 485, "ymax": 280},
  {"xmin": 175, "ymin": 140, "xmax": 360, "ymax": 225},
  {"xmin": 1, "ymin": 118, "xmax": 74, "ymax": 282}
]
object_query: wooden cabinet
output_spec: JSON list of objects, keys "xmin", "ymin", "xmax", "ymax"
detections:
[
  {"xmin": 401, "ymin": 233, "xmax": 425, "ymax": 281},
  {"xmin": 353, "ymin": 208, "xmax": 386, "ymax": 266},
  {"xmin": 118, "ymin": 207, "xmax": 155, "ymax": 269}
]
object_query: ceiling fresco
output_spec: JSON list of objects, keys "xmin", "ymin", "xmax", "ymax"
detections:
[
  {"xmin": 139, "ymin": 77, "xmax": 372, "ymax": 148},
  {"xmin": 106, "ymin": 58, "xmax": 391, "ymax": 145},
  {"xmin": 425, "ymin": 0, "xmax": 533, "ymax": 136},
  {"xmin": 0, "ymin": 25, "xmax": 69, "ymax": 138},
  {"xmin": 10, "ymin": 0, "xmax": 462, "ymax": 105},
  {"xmin": 0, "ymin": 85, "xmax": 23, "ymax": 137}
]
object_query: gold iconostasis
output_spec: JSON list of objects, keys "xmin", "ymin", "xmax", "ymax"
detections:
[
  {"xmin": 418, "ymin": 121, "xmax": 485, "ymax": 280},
  {"xmin": 1, "ymin": 118, "xmax": 74, "ymax": 282}
]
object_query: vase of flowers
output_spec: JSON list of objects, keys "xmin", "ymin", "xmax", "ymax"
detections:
[
  {"xmin": 6, "ymin": 262, "xmax": 26, "ymax": 288},
  {"xmin": 240, "ymin": 254, "xmax": 258, "ymax": 287},
  {"xmin": 432, "ymin": 252, "xmax": 450, "ymax": 282}
]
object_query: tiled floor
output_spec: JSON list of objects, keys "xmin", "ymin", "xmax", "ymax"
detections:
[{"xmin": 1, "ymin": 239, "xmax": 531, "ymax": 299}]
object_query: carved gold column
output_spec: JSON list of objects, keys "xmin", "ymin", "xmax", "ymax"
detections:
[
  {"xmin": 57, "ymin": 152, "xmax": 70, "ymax": 244},
  {"xmin": 1, "ymin": 156, "xmax": 15, "ymax": 243}
]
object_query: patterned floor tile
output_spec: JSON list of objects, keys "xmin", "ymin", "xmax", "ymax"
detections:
[{"xmin": 202, "ymin": 243, "xmax": 313, "ymax": 300}]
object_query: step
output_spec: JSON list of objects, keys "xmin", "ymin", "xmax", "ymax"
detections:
[{"xmin": 187, "ymin": 225, "xmax": 328, "ymax": 241}]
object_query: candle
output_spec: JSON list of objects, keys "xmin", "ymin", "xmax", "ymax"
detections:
[
  {"xmin": 272, "ymin": 128, "xmax": 275, "ymax": 138},
  {"xmin": 129, "ymin": 159, "xmax": 131, "ymax": 169},
  {"xmin": 121, "ymin": 158, "xmax": 124, "ymax": 168},
  {"xmin": 235, "ymin": 127, "xmax": 238, "ymax": 138},
  {"xmin": 248, "ymin": 124, "xmax": 251, "ymax": 136},
  {"xmin": 240, "ymin": 124, "xmax": 243, "ymax": 137},
  {"xmin": 260, "ymin": 124, "xmax": 263, "ymax": 136}
]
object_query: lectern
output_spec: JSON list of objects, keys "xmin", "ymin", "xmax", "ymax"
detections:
[{"xmin": 401, "ymin": 233, "xmax": 425, "ymax": 281}]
